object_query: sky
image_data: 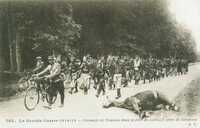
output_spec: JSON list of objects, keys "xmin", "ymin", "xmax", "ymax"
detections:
[{"xmin": 168, "ymin": 0, "xmax": 200, "ymax": 52}]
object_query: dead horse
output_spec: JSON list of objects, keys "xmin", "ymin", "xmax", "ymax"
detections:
[{"xmin": 103, "ymin": 90, "xmax": 179, "ymax": 118}]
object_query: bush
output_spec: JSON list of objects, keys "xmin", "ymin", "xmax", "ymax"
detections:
[{"xmin": 0, "ymin": 72, "xmax": 21, "ymax": 97}]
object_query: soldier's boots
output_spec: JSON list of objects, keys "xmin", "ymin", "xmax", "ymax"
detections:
[
  {"xmin": 84, "ymin": 87, "xmax": 88, "ymax": 95},
  {"xmin": 58, "ymin": 104, "xmax": 64, "ymax": 108},
  {"xmin": 115, "ymin": 89, "xmax": 121, "ymax": 99}
]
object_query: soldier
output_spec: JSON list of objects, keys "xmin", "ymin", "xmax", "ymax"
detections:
[
  {"xmin": 46, "ymin": 57, "xmax": 64, "ymax": 107},
  {"xmin": 35, "ymin": 56, "xmax": 65, "ymax": 108},
  {"xmin": 123, "ymin": 57, "xmax": 130, "ymax": 87},
  {"xmin": 108, "ymin": 59, "xmax": 115, "ymax": 90},
  {"xmin": 177, "ymin": 58, "xmax": 182, "ymax": 75},
  {"xmin": 33, "ymin": 56, "xmax": 54, "ymax": 99},
  {"xmin": 125, "ymin": 58, "xmax": 132, "ymax": 83},
  {"xmin": 147, "ymin": 57, "xmax": 154, "ymax": 83},
  {"xmin": 140, "ymin": 58, "xmax": 147, "ymax": 84},
  {"xmin": 95, "ymin": 62, "xmax": 106, "ymax": 98},
  {"xmin": 165, "ymin": 58, "xmax": 171, "ymax": 77},
  {"xmin": 68, "ymin": 59, "xmax": 81, "ymax": 94},
  {"xmin": 129, "ymin": 58, "xmax": 135, "ymax": 83},
  {"xmin": 33, "ymin": 56, "xmax": 44, "ymax": 73},
  {"xmin": 80, "ymin": 61, "xmax": 90, "ymax": 94},
  {"xmin": 134, "ymin": 55, "xmax": 141, "ymax": 85},
  {"xmin": 160, "ymin": 59, "xmax": 166, "ymax": 78},
  {"xmin": 113, "ymin": 58, "xmax": 123, "ymax": 99},
  {"xmin": 35, "ymin": 56, "xmax": 54, "ymax": 77},
  {"xmin": 154, "ymin": 59, "xmax": 161, "ymax": 81},
  {"xmin": 184, "ymin": 59, "xmax": 189, "ymax": 73}
]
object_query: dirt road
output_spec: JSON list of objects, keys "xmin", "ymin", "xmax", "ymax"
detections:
[{"xmin": 0, "ymin": 63, "xmax": 200, "ymax": 127}]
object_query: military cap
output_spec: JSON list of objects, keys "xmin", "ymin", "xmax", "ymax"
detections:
[
  {"xmin": 48, "ymin": 56, "xmax": 54, "ymax": 60},
  {"xmin": 36, "ymin": 56, "xmax": 42, "ymax": 60}
]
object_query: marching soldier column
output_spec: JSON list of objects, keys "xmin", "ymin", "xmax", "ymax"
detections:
[{"xmin": 28, "ymin": 54, "xmax": 190, "ymax": 109}]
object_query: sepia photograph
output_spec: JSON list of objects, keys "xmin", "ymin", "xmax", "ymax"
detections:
[{"xmin": 0, "ymin": 0, "xmax": 200, "ymax": 127}]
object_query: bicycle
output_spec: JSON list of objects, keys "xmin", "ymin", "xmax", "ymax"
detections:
[
  {"xmin": 18, "ymin": 72, "xmax": 34, "ymax": 91},
  {"xmin": 24, "ymin": 76, "xmax": 58, "ymax": 111}
]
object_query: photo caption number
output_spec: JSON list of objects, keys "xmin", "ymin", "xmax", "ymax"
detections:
[{"xmin": 5, "ymin": 119, "xmax": 16, "ymax": 123}]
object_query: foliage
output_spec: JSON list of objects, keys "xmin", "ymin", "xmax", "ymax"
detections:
[
  {"xmin": 11, "ymin": 1, "xmax": 81, "ymax": 55},
  {"xmin": 0, "ymin": 0, "xmax": 197, "ymax": 71},
  {"xmin": 72, "ymin": 0, "xmax": 197, "ymax": 60}
]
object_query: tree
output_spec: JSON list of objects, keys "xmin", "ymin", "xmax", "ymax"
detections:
[
  {"xmin": 0, "ymin": 1, "xmax": 81, "ymax": 71},
  {"xmin": 0, "ymin": 0, "xmax": 197, "ymax": 72},
  {"xmin": 0, "ymin": 6, "xmax": 4, "ymax": 71},
  {"xmin": 72, "ymin": 0, "xmax": 197, "ymax": 59}
]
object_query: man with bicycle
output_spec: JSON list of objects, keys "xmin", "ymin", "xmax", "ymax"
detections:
[
  {"xmin": 33, "ymin": 56, "xmax": 54, "ymax": 98},
  {"xmin": 34, "ymin": 56, "xmax": 65, "ymax": 108}
]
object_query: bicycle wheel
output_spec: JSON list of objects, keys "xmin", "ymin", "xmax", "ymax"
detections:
[
  {"xmin": 24, "ymin": 86, "xmax": 40, "ymax": 111},
  {"xmin": 46, "ymin": 93, "xmax": 57, "ymax": 105}
]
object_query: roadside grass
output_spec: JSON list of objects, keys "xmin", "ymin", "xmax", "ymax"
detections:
[
  {"xmin": 0, "ymin": 72, "xmax": 22, "ymax": 98},
  {"xmin": 175, "ymin": 77, "xmax": 200, "ymax": 116}
]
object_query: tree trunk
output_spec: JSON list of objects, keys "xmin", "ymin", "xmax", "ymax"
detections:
[
  {"xmin": 8, "ymin": 15, "xmax": 15, "ymax": 72},
  {"xmin": 0, "ymin": 11, "xmax": 5, "ymax": 71},
  {"xmin": 9, "ymin": 44, "xmax": 15, "ymax": 72},
  {"xmin": 52, "ymin": 49, "xmax": 56, "ymax": 58},
  {"xmin": 7, "ymin": 1, "xmax": 15, "ymax": 72},
  {"xmin": 0, "ymin": 44, "xmax": 5, "ymax": 71},
  {"xmin": 15, "ymin": 32, "xmax": 22, "ymax": 73}
]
